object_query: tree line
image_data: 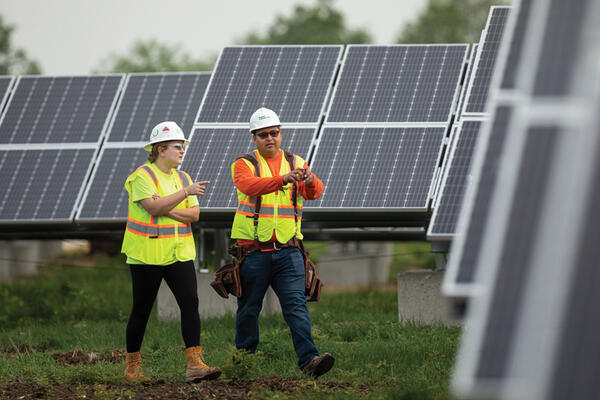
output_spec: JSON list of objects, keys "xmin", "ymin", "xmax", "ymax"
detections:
[{"xmin": 1, "ymin": 0, "xmax": 504, "ymax": 74}]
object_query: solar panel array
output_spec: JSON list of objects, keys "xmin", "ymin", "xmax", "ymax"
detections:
[
  {"xmin": 0, "ymin": 75, "xmax": 125, "ymax": 224},
  {"xmin": 0, "ymin": 42, "xmax": 470, "ymax": 226},
  {"xmin": 77, "ymin": 72, "xmax": 210, "ymax": 222},
  {"xmin": 451, "ymin": 0, "xmax": 600, "ymax": 398},
  {"xmin": 427, "ymin": 7, "xmax": 510, "ymax": 240}
]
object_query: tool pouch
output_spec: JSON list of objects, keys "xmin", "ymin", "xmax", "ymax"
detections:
[
  {"xmin": 210, "ymin": 245, "xmax": 245, "ymax": 299},
  {"xmin": 298, "ymin": 241, "xmax": 323, "ymax": 302}
]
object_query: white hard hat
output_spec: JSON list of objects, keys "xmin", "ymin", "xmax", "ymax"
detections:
[
  {"xmin": 144, "ymin": 121, "xmax": 189, "ymax": 151},
  {"xmin": 249, "ymin": 107, "xmax": 281, "ymax": 132}
]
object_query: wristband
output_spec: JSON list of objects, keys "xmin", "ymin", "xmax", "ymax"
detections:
[{"xmin": 183, "ymin": 187, "xmax": 188, "ymax": 196}]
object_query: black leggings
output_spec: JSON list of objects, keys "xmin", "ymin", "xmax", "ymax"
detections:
[{"xmin": 126, "ymin": 261, "xmax": 200, "ymax": 353}]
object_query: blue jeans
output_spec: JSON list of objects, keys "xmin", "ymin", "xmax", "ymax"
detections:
[{"xmin": 235, "ymin": 247, "xmax": 319, "ymax": 369}]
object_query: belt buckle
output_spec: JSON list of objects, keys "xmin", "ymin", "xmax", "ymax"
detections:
[{"xmin": 273, "ymin": 242, "xmax": 279, "ymax": 251}]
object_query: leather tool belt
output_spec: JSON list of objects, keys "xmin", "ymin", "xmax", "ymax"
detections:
[{"xmin": 210, "ymin": 238, "xmax": 323, "ymax": 302}]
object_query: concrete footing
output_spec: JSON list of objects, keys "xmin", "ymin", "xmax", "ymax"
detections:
[
  {"xmin": 397, "ymin": 270, "xmax": 459, "ymax": 325},
  {"xmin": 0, "ymin": 240, "xmax": 63, "ymax": 280},
  {"xmin": 157, "ymin": 271, "xmax": 282, "ymax": 320},
  {"xmin": 318, "ymin": 242, "xmax": 392, "ymax": 286}
]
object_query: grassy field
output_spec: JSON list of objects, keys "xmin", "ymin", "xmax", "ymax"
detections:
[{"xmin": 0, "ymin": 255, "xmax": 460, "ymax": 399}]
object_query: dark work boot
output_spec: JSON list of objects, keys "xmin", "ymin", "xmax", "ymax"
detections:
[{"xmin": 301, "ymin": 353, "xmax": 335, "ymax": 378}]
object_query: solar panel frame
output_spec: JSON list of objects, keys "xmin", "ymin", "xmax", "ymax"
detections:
[
  {"xmin": 308, "ymin": 125, "xmax": 447, "ymax": 211},
  {"xmin": 0, "ymin": 74, "xmax": 125, "ymax": 145},
  {"xmin": 325, "ymin": 44, "xmax": 468, "ymax": 126},
  {"xmin": 104, "ymin": 72, "xmax": 210, "ymax": 142},
  {"xmin": 427, "ymin": 119, "xmax": 483, "ymax": 240},
  {"xmin": 194, "ymin": 45, "xmax": 343, "ymax": 127},
  {"xmin": 463, "ymin": 6, "xmax": 512, "ymax": 115}
]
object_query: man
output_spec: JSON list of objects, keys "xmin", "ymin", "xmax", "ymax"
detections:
[{"xmin": 230, "ymin": 107, "xmax": 334, "ymax": 378}]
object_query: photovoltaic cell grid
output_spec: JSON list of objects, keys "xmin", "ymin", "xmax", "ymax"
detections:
[
  {"xmin": 0, "ymin": 149, "xmax": 95, "ymax": 222},
  {"xmin": 427, "ymin": 120, "xmax": 482, "ymax": 238},
  {"xmin": 501, "ymin": 0, "xmax": 533, "ymax": 89},
  {"xmin": 310, "ymin": 127, "xmax": 445, "ymax": 209},
  {"xmin": 464, "ymin": 7, "xmax": 511, "ymax": 113},
  {"xmin": 77, "ymin": 148, "xmax": 148, "ymax": 221},
  {"xmin": 472, "ymin": 127, "xmax": 558, "ymax": 382},
  {"xmin": 181, "ymin": 127, "xmax": 315, "ymax": 209},
  {"xmin": 456, "ymin": 45, "xmax": 478, "ymax": 119},
  {"xmin": 0, "ymin": 75, "xmax": 123, "ymax": 144},
  {"xmin": 452, "ymin": 106, "xmax": 512, "ymax": 285},
  {"xmin": 533, "ymin": 0, "xmax": 591, "ymax": 96},
  {"xmin": 326, "ymin": 45, "xmax": 467, "ymax": 124},
  {"xmin": 196, "ymin": 46, "xmax": 342, "ymax": 124},
  {"xmin": 106, "ymin": 73, "xmax": 210, "ymax": 142}
]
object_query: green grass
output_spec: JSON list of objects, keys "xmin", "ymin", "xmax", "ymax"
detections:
[{"xmin": 0, "ymin": 256, "xmax": 460, "ymax": 398}]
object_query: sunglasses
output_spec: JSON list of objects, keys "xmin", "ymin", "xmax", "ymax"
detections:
[
  {"xmin": 254, "ymin": 130, "xmax": 280, "ymax": 139},
  {"xmin": 168, "ymin": 143, "xmax": 186, "ymax": 151}
]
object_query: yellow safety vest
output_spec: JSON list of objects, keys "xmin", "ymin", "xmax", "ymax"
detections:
[
  {"xmin": 121, "ymin": 163, "xmax": 196, "ymax": 265},
  {"xmin": 230, "ymin": 149, "xmax": 304, "ymax": 242}
]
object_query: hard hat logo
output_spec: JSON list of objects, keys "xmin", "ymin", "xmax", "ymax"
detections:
[
  {"xmin": 249, "ymin": 107, "xmax": 281, "ymax": 132},
  {"xmin": 144, "ymin": 121, "xmax": 189, "ymax": 151}
]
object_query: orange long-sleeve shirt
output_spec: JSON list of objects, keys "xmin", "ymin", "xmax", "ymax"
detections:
[{"xmin": 233, "ymin": 151, "xmax": 323, "ymax": 246}]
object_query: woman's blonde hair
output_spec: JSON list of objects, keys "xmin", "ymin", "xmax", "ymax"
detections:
[{"xmin": 147, "ymin": 142, "xmax": 168, "ymax": 163}]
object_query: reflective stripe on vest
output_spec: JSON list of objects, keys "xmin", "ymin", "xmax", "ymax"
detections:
[
  {"xmin": 231, "ymin": 149, "xmax": 305, "ymax": 242},
  {"xmin": 125, "ymin": 165, "xmax": 193, "ymax": 238}
]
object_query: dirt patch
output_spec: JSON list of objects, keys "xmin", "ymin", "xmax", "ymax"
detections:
[
  {"xmin": 0, "ymin": 377, "xmax": 369, "ymax": 399},
  {"xmin": 52, "ymin": 348, "xmax": 126, "ymax": 365},
  {"xmin": 1, "ymin": 344, "xmax": 43, "ymax": 359}
]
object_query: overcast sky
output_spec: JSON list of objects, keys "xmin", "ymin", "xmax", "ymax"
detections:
[{"xmin": 0, "ymin": 0, "xmax": 428, "ymax": 75}]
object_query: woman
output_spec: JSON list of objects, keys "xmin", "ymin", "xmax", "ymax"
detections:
[{"xmin": 121, "ymin": 121, "xmax": 220, "ymax": 383}]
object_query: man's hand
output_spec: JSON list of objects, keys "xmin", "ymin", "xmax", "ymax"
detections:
[
  {"xmin": 302, "ymin": 168, "xmax": 314, "ymax": 185},
  {"xmin": 283, "ymin": 169, "xmax": 306, "ymax": 184},
  {"xmin": 185, "ymin": 181, "xmax": 210, "ymax": 196}
]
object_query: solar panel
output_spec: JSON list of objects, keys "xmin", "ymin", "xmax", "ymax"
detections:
[
  {"xmin": 0, "ymin": 148, "xmax": 95, "ymax": 222},
  {"xmin": 326, "ymin": 45, "xmax": 467, "ymax": 124},
  {"xmin": 106, "ymin": 73, "xmax": 210, "ymax": 142},
  {"xmin": 0, "ymin": 75, "xmax": 124, "ymax": 144},
  {"xmin": 443, "ymin": 105, "xmax": 512, "ymax": 294},
  {"xmin": 309, "ymin": 126, "xmax": 445, "ymax": 209},
  {"xmin": 427, "ymin": 120, "xmax": 482, "ymax": 239},
  {"xmin": 501, "ymin": 0, "xmax": 533, "ymax": 90},
  {"xmin": 532, "ymin": 0, "xmax": 591, "ymax": 96},
  {"xmin": 464, "ymin": 7, "xmax": 511, "ymax": 114},
  {"xmin": 180, "ymin": 127, "xmax": 316, "ymax": 209},
  {"xmin": 76, "ymin": 147, "xmax": 148, "ymax": 221},
  {"xmin": 452, "ymin": 125, "xmax": 560, "ymax": 399},
  {"xmin": 196, "ymin": 46, "xmax": 342, "ymax": 125},
  {"xmin": 456, "ymin": 44, "xmax": 478, "ymax": 119}
]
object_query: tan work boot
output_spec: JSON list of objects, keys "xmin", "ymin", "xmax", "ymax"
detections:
[
  {"xmin": 184, "ymin": 346, "xmax": 222, "ymax": 382},
  {"xmin": 124, "ymin": 352, "xmax": 151, "ymax": 384}
]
